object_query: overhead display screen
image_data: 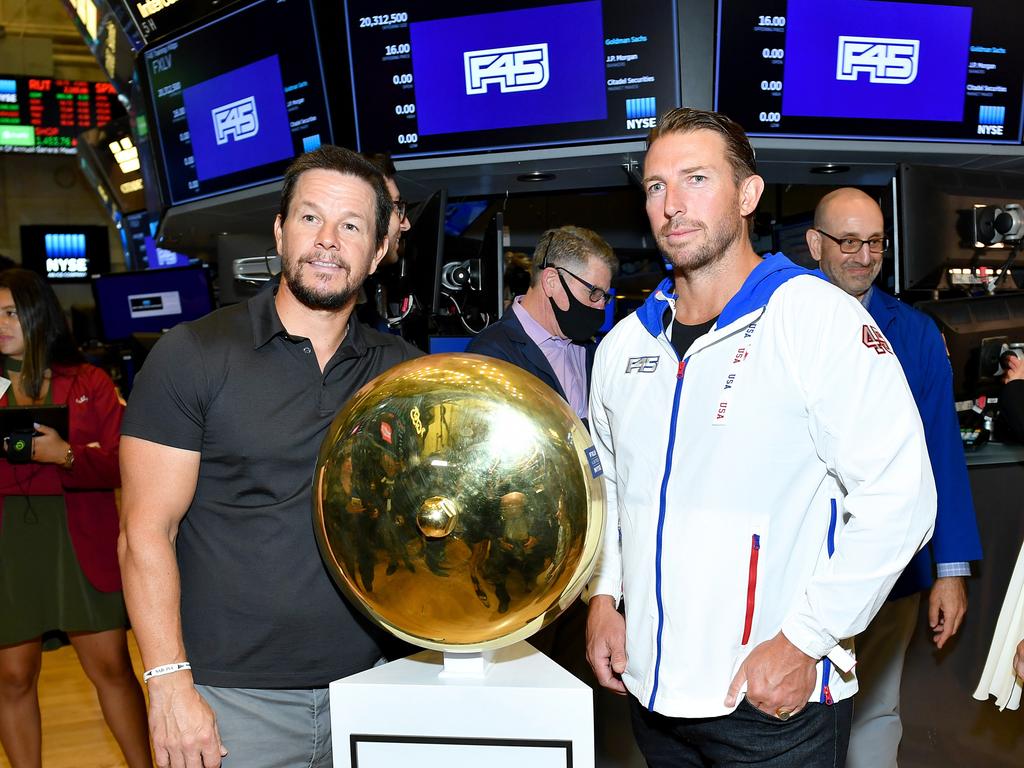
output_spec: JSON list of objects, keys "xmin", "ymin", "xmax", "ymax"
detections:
[
  {"xmin": 343, "ymin": 0, "xmax": 680, "ymax": 158},
  {"xmin": 0, "ymin": 75, "xmax": 124, "ymax": 155},
  {"xmin": 117, "ymin": 0, "xmax": 237, "ymax": 46},
  {"xmin": 142, "ymin": 0, "xmax": 332, "ymax": 206},
  {"xmin": 715, "ymin": 0, "xmax": 1024, "ymax": 144}
]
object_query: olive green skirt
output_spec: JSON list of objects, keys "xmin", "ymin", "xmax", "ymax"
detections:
[{"xmin": 0, "ymin": 495, "xmax": 127, "ymax": 647}]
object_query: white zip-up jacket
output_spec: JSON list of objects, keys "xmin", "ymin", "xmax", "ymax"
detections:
[{"xmin": 588, "ymin": 255, "xmax": 936, "ymax": 718}]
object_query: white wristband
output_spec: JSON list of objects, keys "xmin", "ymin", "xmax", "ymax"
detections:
[{"xmin": 143, "ymin": 662, "xmax": 192, "ymax": 683}]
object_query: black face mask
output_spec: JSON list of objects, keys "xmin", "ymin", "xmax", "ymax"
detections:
[{"xmin": 548, "ymin": 272, "xmax": 605, "ymax": 342}]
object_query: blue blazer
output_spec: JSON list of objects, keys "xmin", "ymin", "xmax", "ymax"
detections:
[
  {"xmin": 466, "ymin": 308, "xmax": 596, "ymax": 427},
  {"xmin": 867, "ymin": 288, "xmax": 983, "ymax": 599}
]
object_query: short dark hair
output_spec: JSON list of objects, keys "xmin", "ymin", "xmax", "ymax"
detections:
[
  {"xmin": 530, "ymin": 226, "xmax": 619, "ymax": 285},
  {"xmin": 647, "ymin": 108, "xmax": 757, "ymax": 184},
  {"xmin": 0, "ymin": 268, "xmax": 83, "ymax": 399},
  {"xmin": 279, "ymin": 145, "xmax": 391, "ymax": 248},
  {"xmin": 361, "ymin": 152, "xmax": 397, "ymax": 180}
]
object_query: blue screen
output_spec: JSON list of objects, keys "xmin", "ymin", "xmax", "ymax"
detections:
[
  {"xmin": 715, "ymin": 0, "xmax": 1024, "ymax": 144},
  {"xmin": 429, "ymin": 336, "xmax": 472, "ymax": 353},
  {"xmin": 410, "ymin": 2, "xmax": 608, "ymax": 136},
  {"xmin": 183, "ymin": 55, "xmax": 295, "ymax": 182},
  {"xmin": 92, "ymin": 266, "xmax": 213, "ymax": 341},
  {"xmin": 782, "ymin": 0, "xmax": 971, "ymax": 122},
  {"xmin": 343, "ymin": 0, "xmax": 680, "ymax": 159}
]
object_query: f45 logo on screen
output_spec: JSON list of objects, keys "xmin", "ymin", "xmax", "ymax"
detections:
[
  {"xmin": 211, "ymin": 95, "xmax": 260, "ymax": 145},
  {"xmin": 862, "ymin": 324, "xmax": 893, "ymax": 355},
  {"xmin": 464, "ymin": 43, "xmax": 549, "ymax": 95},
  {"xmin": 836, "ymin": 36, "xmax": 919, "ymax": 85}
]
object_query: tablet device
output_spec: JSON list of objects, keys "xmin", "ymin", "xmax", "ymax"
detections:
[{"xmin": 0, "ymin": 404, "xmax": 69, "ymax": 442}]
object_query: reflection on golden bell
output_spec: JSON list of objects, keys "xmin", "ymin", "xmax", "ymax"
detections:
[
  {"xmin": 313, "ymin": 353, "xmax": 606, "ymax": 652},
  {"xmin": 416, "ymin": 496, "xmax": 459, "ymax": 539}
]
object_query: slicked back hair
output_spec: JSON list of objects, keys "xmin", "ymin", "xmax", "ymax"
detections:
[{"xmin": 647, "ymin": 108, "xmax": 757, "ymax": 185}]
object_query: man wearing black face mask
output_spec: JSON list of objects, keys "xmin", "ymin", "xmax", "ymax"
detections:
[
  {"xmin": 468, "ymin": 225, "xmax": 632, "ymax": 765},
  {"xmin": 467, "ymin": 225, "xmax": 617, "ymax": 429}
]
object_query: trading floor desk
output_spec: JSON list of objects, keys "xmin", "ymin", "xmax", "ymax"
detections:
[{"xmin": 900, "ymin": 443, "xmax": 1024, "ymax": 768}]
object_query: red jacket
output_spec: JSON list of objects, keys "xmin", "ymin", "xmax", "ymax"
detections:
[{"xmin": 0, "ymin": 363, "xmax": 123, "ymax": 592}]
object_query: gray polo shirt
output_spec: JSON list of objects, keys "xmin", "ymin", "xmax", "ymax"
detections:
[{"xmin": 122, "ymin": 283, "xmax": 421, "ymax": 688}]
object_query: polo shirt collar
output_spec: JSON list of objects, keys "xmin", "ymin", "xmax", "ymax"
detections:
[{"xmin": 248, "ymin": 278, "xmax": 375, "ymax": 359}]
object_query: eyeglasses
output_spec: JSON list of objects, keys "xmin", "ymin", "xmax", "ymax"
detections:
[
  {"xmin": 392, "ymin": 199, "xmax": 408, "ymax": 220},
  {"xmin": 816, "ymin": 229, "xmax": 889, "ymax": 254},
  {"xmin": 554, "ymin": 266, "xmax": 612, "ymax": 304}
]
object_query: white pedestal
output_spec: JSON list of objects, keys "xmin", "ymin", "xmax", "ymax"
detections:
[{"xmin": 330, "ymin": 641, "xmax": 594, "ymax": 768}]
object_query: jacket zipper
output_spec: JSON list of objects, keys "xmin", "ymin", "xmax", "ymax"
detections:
[
  {"xmin": 741, "ymin": 534, "xmax": 760, "ymax": 645},
  {"xmin": 647, "ymin": 307, "xmax": 765, "ymax": 710},
  {"xmin": 820, "ymin": 498, "xmax": 839, "ymax": 705},
  {"xmin": 648, "ymin": 356, "xmax": 687, "ymax": 709}
]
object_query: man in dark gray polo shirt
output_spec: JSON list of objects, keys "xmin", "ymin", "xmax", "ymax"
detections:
[{"xmin": 118, "ymin": 146, "xmax": 420, "ymax": 768}]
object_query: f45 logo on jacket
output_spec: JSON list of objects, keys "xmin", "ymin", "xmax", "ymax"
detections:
[
  {"xmin": 862, "ymin": 325, "xmax": 893, "ymax": 355},
  {"xmin": 625, "ymin": 356, "xmax": 660, "ymax": 373}
]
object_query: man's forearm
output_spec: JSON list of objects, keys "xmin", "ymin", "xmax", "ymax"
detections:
[{"xmin": 119, "ymin": 525, "xmax": 188, "ymax": 671}]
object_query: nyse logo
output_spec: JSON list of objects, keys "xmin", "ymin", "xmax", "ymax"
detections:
[
  {"xmin": 464, "ymin": 43, "xmax": 549, "ymax": 95},
  {"xmin": 836, "ymin": 36, "xmax": 919, "ymax": 85},
  {"xmin": 212, "ymin": 96, "xmax": 260, "ymax": 145},
  {"xmin": 978, "ymin": 104, "xmax": 1005, "ymax": 136},
  {"xmin": 626, "ymin": 97, "xmax": 657, "ymax": 130},
  {"xmin": 625, "ymin": 356, "xmax": 659, "ymax": 373}
]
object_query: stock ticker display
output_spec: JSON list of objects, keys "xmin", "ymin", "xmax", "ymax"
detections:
[
  {"xmin": 0, "ymin": 75, "xmax": 124, "ymax": 154},
  {"xmin": 716, "ymin": 0, "xmax": 1024, "ymax": 143},
  {"xmin": 343, "ymin": 0, "xmax": 680, "ymax": 158},
  {"xmin": 142, "ymin": 0, "xmax": 332, "ymax": 206}
]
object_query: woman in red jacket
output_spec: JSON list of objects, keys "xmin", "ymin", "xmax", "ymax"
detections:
[{"xmin": 0, "ymin": 269, "xmax": 151, "ymax": 768}]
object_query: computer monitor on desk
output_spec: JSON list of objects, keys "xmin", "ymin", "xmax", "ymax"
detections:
[
  {"xmin": 917, "ymin": 292, "xmax": 1024, "ymax": 400},
  {"xmin": 91, "ymin": 265, "xmax": 215, "ymax": 343}
]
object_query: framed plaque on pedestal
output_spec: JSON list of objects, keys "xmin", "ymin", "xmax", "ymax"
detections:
[{"xmin": 330, "ymin": 641, "xmax": 594, "ymax": 768}]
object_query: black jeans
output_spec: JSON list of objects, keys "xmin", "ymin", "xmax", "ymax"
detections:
[{"xmin": 630, "ymin": 694, "xmax": 853, "ymax": 768}]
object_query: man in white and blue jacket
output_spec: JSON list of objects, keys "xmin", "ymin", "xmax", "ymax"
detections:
[
  {"xmin": 807, "ymin": 188, "xmax": 982, "ymax": 768},
  {"xmin": 585, "ymin": 108, "xmax": 936, "ymax": 767}
]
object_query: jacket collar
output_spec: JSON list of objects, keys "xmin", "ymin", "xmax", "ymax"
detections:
[
  {"xmin": 866, "ymin": 285, "xmax": 900, "ymax": 332},
  {"xmin": 637, "ymin": 253, "xmax": 819, "ymax": 338}
]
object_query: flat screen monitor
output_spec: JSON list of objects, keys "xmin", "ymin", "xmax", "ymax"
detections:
[
  {"xmin": 141, "ymin": 0, "xmax": 333, "ymax": 206},
  {"xmin": 91, "ymin": 264, "xmax": 214, "ymax": 341},
  {"xmin": 144, "ymin": 237, "xmax": 192, "ymax": 269},
  {"xmin": 476, "ymin": 211, "xmax": 505, "ymax": 322},
  {"xmin": 444, "ymin": 200, "xmax": 489, "ymax": 237},
  {"xmin": 120, "ymin": 210, "xmax": 153, "ymax": 269},
  {"xmin": 20, "ymin": 225, "xmax": 111, "ymax": 283},
  {"xmin": 0, "ymin": 74, "xmax": 125, "ymax": 155},
  {"xmin": 898, "ymin": 163, "xmax": 1024, "ymax": 290},
  {"xmin": 917, "ymin": 292, "xmax": 1024, "ymax": 399},
  {"xmin": 428, "ymin": 336, "xmax": 471, "ymax": 353},
  {"xmin": 715, "ymin": 0, "xmax": 1024, "ymax": 144},
  {"xmin": 405, "ymin": 189, "xmax": 448, "ymax": 314},
  {"xmin": 117, "ymin": 0, "xmax": 242, "ymax": 46},
  {"xmin": 342, "ymin": 0, "xmax": 681, "ymax": 159}
]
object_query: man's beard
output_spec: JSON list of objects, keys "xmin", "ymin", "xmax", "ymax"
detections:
[
  {"xmin": 282, "ymin": 250, "xmax": 359, "ymax": 310},
  {"xmin": 659, "ymin": 214, "xmax": 745, "ymax": 275}
]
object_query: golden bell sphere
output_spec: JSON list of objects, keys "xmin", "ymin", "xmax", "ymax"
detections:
[{"xmin": 313, "ymin": 353, "xmax": 606, "ymax": 652}]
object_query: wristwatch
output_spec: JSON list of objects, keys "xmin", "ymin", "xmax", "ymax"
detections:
[{"xmin": 62, "ymin": 445, "xmax": 75, "ymax": 470}]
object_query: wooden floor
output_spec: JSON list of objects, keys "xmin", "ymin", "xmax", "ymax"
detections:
[{"xmin": 0, "ymin": 632, "xmax": 146, "ymax": 768}]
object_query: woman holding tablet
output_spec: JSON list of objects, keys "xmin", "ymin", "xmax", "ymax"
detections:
[{"xmin": 0, "ymin": 269, "xmax": 150, "ymax": 767}]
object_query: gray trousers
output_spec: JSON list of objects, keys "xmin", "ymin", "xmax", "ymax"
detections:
[
  {"xmin": 195, "ymin": 685, "xmax": 332, "ymax": 768},
  {"xmin": 846, "ymin": 593, "xmax": 921, "ymax": 768}
]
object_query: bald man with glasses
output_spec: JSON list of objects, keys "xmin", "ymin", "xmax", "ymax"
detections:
[{"xmin": 807, "ymin": 187, "xmax": 982, "ymax": 768}]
